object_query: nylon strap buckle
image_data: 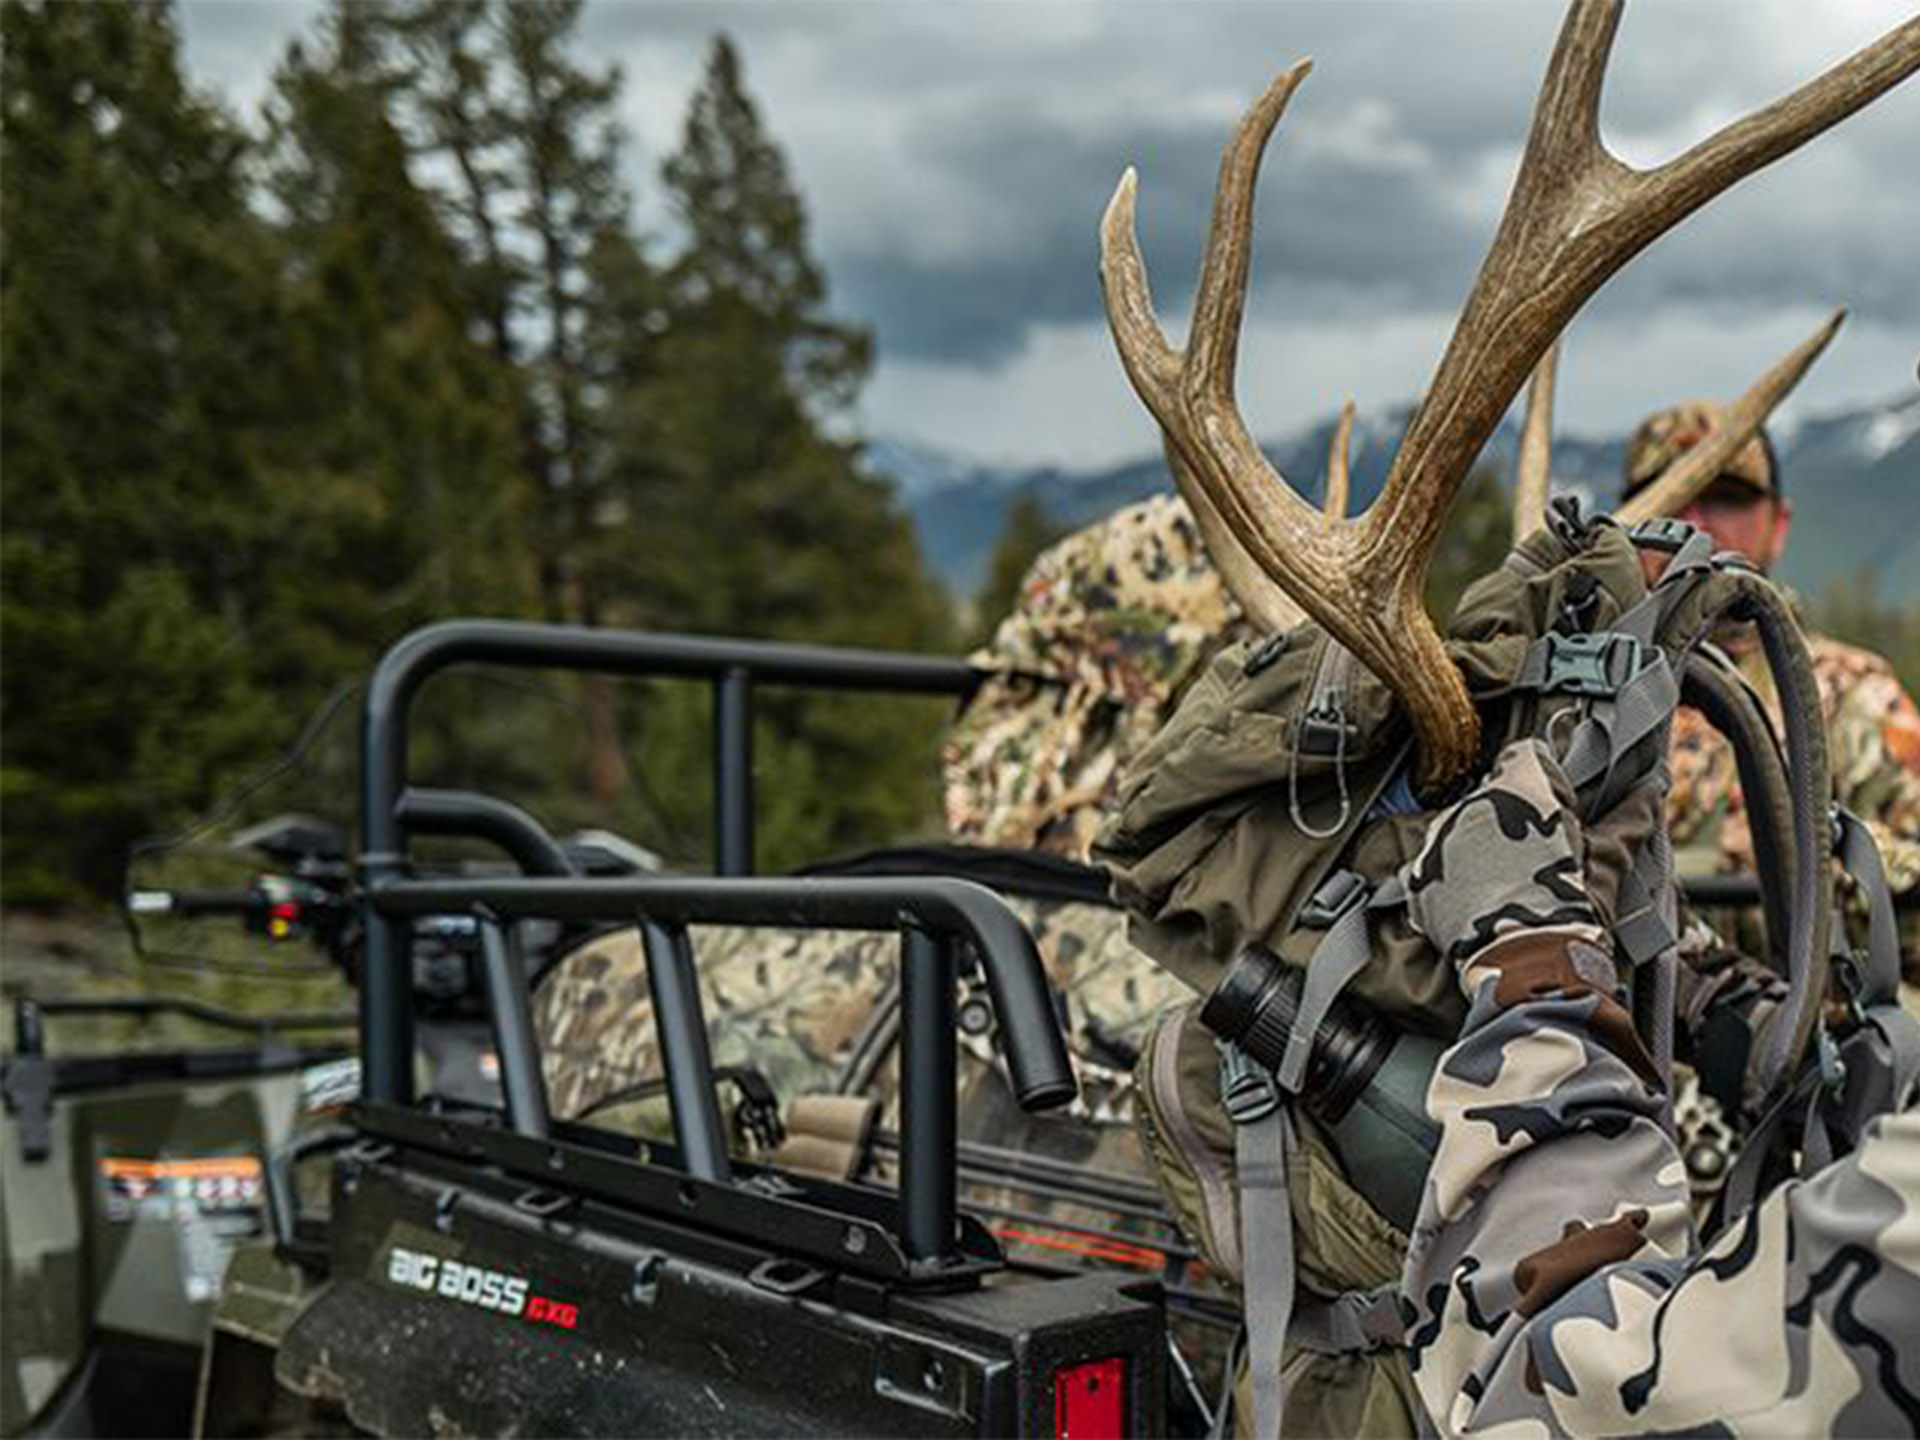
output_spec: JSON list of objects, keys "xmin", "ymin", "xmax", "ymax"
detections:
[
  {"xmin": 1538, "ymin": 630, "xmax": 1649, "ymax": 698},
  {"xmin": 1299, "ymin": 867, "xmax": 1367, "ymax": 928},
  {"xmin": 1217, "ymin": 1040, "xmax": 1281, "ymax": 1126},
  {"xmin": 1627, "ymin": 517, "xmax": 1697, "ymax": 553}
]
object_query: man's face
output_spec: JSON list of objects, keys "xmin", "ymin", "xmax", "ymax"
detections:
[{"xmin": 1676, "ymin": 478, "xmax": 1793, "ymax": 571}]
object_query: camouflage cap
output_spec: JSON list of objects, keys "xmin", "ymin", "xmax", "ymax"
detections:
[{"xmin": 1622, "ymin": 400, "xmax": 1778, "ymax": 501}]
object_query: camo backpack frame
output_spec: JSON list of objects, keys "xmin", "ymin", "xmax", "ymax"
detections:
[{"xmin": 1095, "ymin": 504, "xmax": 1919, "ymax": 1437}]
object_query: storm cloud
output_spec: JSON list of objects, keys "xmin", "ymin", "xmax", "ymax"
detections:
[{"xmin": 183, "ymin": 0, "xmax": 1920, "ymax": 466}]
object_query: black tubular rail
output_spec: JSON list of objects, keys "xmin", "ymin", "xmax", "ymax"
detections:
[
  {"xmin": 366, "ymin": 872, "xmax": 1077, "ymax": 1265},
  {"xmin": 396, "ymin": 787, "xmax": 576, "ymax": 878},
  {"xmin": 359, "ymin": 620, "xmax": 981, "ymax": 1105}
]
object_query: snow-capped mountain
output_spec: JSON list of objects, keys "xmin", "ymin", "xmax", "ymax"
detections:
[{"xmin": 874, "ymin": 395, "xmax": 1918, "ymax": 605}]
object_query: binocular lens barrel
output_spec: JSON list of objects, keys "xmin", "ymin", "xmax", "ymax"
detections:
[{"xmin": 1200, "ymin": 945, "xmax": 1441, "ymax": 1231}]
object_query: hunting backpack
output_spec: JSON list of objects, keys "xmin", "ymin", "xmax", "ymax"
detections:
[{"xmin": 1094, "ymin": 505, "xmax": 1920, "ymax": 1437}]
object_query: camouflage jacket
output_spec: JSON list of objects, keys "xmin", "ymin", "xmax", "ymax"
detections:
[
  {"xmin": 943, "ymin": 492, "xmax": 1250, "ymax": 860},
  {"xmin": 1403, "ymin": 924, "xmax": 1920, "ymax": 1437},
  {"xmin": 1670, "ymin": 631, "xmax": 1920, "ymax": 892}
]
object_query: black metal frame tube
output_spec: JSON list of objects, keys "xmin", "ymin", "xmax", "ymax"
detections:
[
  {"xmin": 715, "ymin": 667, "xmax": 753, "ymax": 876},
  {"xmin": 899, "ymin": 928, "xmax": 957, "ymax": 1263},
  {"xmin": 397, "ymin": 788, "xmax": 575, "ymax": 878},
  {"xmin": 640, "ymin": 920, "xmax": 731, "ymax": 1182},
  {"xmin": 359, "ymin": 619, "xmax": 978, "ymax": 1105},
  {"xmin": 476, "ymin": 917, "xmax": 552, "ymax": 1140},
  {"xmin": 368, "ymin": 874, "xmax": 1074, "ymax": 1113}
]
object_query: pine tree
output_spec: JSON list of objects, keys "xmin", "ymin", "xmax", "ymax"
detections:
[
  {"xmin": 378, "ymin": 0, "xmax": 630, "ymax": 628},
  {"xmin": 1425, "ymin": 465, "xmax": 1513, "ymax": 624},
  {"xmin": 0, "ymin": 0, "xmax": 281, "ymax": 901},
  {"xmin": 592, "ymin": 36, "xmax": 956, "ymax": 870},
  {"xmin": 257, "ymin": 5, "xmax": 536, "ymax": 692}
]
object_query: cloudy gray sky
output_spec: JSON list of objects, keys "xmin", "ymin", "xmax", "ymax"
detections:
[{"xmin": 180, "ymin": 0, "xmax": 1920, "ymax": 469}]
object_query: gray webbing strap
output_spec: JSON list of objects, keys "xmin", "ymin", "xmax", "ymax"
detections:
[
  {"xmin": 1613, "ymin": 853, "xmax": 1676, "ymax": 973},
  {"xmin": 1615, "ymin": 526, "xmax": 1718, "ymax": 646},
  {"xmin": 1280, "ymin": 873, "xmax": 1412, "ymax": 1094},
  {"xmin": 1236, "ymin": 1105, "xmax": 1295, "ymax": 1440},
  {"xmin": 1558, "ymin": 654, "xmax": 1679, "ymax": 799},
  {"xmin": 1834, "ymin": 807, "xmax": 1901, "ymax": 1007},
  {"xmin": 1278, "ymin": 881, "xmax": 1374, "ymax": 1094},
  {"xmin": 1288, "ymin": 1286, "xmax": 1406, "ymax": 1356},
  {"xmin": 1833, "ymin": 807, "xmax": 1920, "ymax": 1111}
]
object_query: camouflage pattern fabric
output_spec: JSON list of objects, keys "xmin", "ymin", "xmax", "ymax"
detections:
[
  {"xmin": 943, "ymin": 493, "xmax": 1252, "ymax": 860},
  {"xmin": 1668, "ymin": 631, "xmax": 1920, "ymax": 897},
  {"xmin": 1400, "ymin": 740, "xmax": 1920, "ymax": 1437},
  {"xmin": 1402, "ymin": 740, "xmax": 1659, "ymax": 968},
  {"xmin": 537, "ymin": 924, "xmax": 895, "ymax": 1128},
  {"xmin": 535, "ymin": 895, "xmax": 1190, "ymax": 1133},
  {"xmin": 1405, "ymin": 930, "xmax": 1920, "ymax": 1437},
  {"xmin": 1622, "ymin": 399, "xmax": 1775, "ymax": 497}
]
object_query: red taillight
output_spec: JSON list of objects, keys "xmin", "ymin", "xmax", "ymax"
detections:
[{"xmin": 1054, "ymin": 1356, "xmax": 1125, "ymax": 1440}]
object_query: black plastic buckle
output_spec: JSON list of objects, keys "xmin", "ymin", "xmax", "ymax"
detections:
[
  {"xmin": 1299, "ymin": 868, "xmax": 1367, "ymax": 929},
  {"xmin": 1216, "ymin": 1041, "xmax": 1280, "ymax": 1126},
  {"xmin": 1295, "ymin": 705, "xmax": 1356, "ymax": 757},
  {"xmin": 1627, "ymin": 517, "xmax": 1697, "ymax": 554},
  {"xmin": 1539, "ymin": 631, "xmax": 1647, "ymax": 698},
  {"xmin": 726, "ymin": 1067, "xmax": 786, "ymax": 1152},
  {"xmin": 1244, "ymin": 630, "xmax": 1295, "ymax": 677}
]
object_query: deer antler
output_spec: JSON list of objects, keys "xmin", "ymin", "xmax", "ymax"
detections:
[
  {"xmin": 1163, "ymin": 398, "xmax": 1354, "ymax": 632},
  {"xmin": 1324, "ymin": 398, "xmax": 1355, "ymax": 522},
  {"xmin": 1616, "ymin": 309, "xmax": 1846, "ymax": 525},
  {"xmin": 1101, "ymin": 1, "xmax": 1920, "ymax": 789},
  {"xmin": 1513, "ymin": 341, "xmax": 1561, "ymax": 540}
]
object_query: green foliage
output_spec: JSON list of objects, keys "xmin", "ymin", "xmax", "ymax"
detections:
[
  {"xmin": 1426, "ymin": 466, "xmax": 1513, "ymax": 625},
  {"xmin": 258, "ymin": 8, "xmax": 538, "ymax": 684},
  {"xmin": 0, "ymin": 1, "xmax": 281, "ymax": 900},
  {"xmin": 2, "ymin": 4, "xmax": 960, "ymax": 900},
  {"xmin": 972, "ymin": 495, "xmax": 1065, "ymax": 646},
  {"xmin": 587, "ymin": 36, "xmax": 953, "ymax": 869},
  {"xmin": 1806, "ymin": 575, "xmax": 1920, "ymax": 699}
]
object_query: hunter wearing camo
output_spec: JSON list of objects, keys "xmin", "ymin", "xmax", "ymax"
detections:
[
  {"xmin": 1626, "ymin": 402, "xmax": 1920, "ymax": 896},
  {"xmin": 1400, "ymin": 739, "xmax": 1920, "ymax": 1436},
  {"xmin": 538, "ymin": 493, "xmax": 1240, "ymax": 1120},
  {"xmin": 943, "ymin": 491, "xmax": 1252, "ymax": 857}
]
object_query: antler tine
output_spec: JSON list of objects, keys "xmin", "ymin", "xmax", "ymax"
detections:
[
  {"xmin": 1617, "ymin": 308, "xmax": 1845, "ymax": 526},
  {"xmin": 1099, "ymin": 169, "xmax": 1180, "ymax": 407},
  {"xmin": 1325, "ymin": 399, "xmax": 1355, "ymax": 520},
  {"xmin": 1171, "ymin": 394, "xmax": 1352, "ymax": 635},
  {"xmin": 1166, "ymin": 446, "xmax": 1310, "ymax": 632},
  {"xmin": 1100, "ymin": 58, "xmax": 1330, "ymax": 635},
  {"xmin": 1358, "ymin": 0, "xmax": 1916, "ymax": 785},
  {"xmin": 1187, "ymin": 62, "xmax": 1316, "ymax": 398},
  {"xmin": 1102, "ymin": 0, "xmax": 1917, "ymax": 792},
  {"xmin": 1514, "ymin": 340, "xmax": 1561, "ymax": 540}
]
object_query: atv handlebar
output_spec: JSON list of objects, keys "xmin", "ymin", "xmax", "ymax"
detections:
[{"xmin": 126, "ymin": 888, "xmax": 265, "ymax": 918}]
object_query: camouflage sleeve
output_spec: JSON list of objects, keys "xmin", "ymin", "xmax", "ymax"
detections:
[
  {"xmin": 1403, "ymin": 927, "xmax": 1920, "ymax": 1437},
  {"xmin": 1670, "ymin": 908, "xmax": 1785, "ymax": 1121}
]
